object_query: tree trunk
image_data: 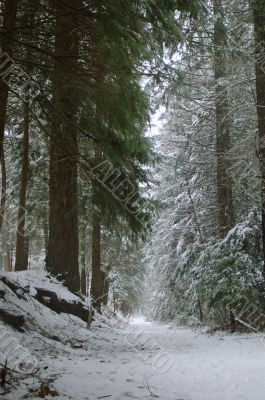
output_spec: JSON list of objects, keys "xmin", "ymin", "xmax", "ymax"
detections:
[
  {"xmin": 81, "ymin": 267, "xmax": 87, "ymax": 296},
  {"xmin": 102, "ymin": 271, "xmax": 109, "ymax": 306},
  {"xmin": 90, "ymin": 143, "xmax": 105, "ymax": 310},
  {"xmin": 46, "ymin": 0, "xmax": 81, "ymax": 292},
  {"xmin": 43, "ymin": 217, "xmax": 48, "ymax": 259},
  {"xmin": 253, "ymin": 0, "xmax": 265, "ymax": 279},
  {"xmin": 90, "ymin": 214, "xmax": 103, "ymax": 311},
  {"xmin": 15, "ymin": 102, "xmax": 30, "ymax": 271},
  {"xmin": 0, "ymin": 0, "xmax": 19, "ymax": 233},
  {"xmin": 229, "ymin": 308, "xmax": 236, "ymax": 333},
  {"xmin": 80, "ymin": 225, "xmax": 87, "ymax": 295},
  {"xmin": 2, "ymin": 209, "xmax": 12, "ymax": 272},
  {"xmin": 14, "ymin": 0, "xmax": 37, "ymax": 271},
  {"xmin": 213, "ymin": 0, "xmax": 235, "ymax": 238}
]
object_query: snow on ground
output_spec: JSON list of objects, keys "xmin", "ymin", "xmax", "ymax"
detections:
[
  {"xmin": 1, "ymin": 270, "xmax": 80, "ymax": 302},
  {"xmin": 1, "ymin": 272, "xmax": 265, "ymax": 399},
  {"xmin": 2, "ymin": 315, "xmax": 265, "ymax": 399}
]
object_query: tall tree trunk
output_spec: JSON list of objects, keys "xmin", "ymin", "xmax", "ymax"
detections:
[
  {"xmin": 90, "ymin": 214, "xmax": 103, "ymax": 311},
  {"xmin": 80, "ymin": 225, "xmax": 87, "ymax": 295},
  {"xmin": 15, "ymin": 0, "xmax": 36, "ymax": 271},
  {"xmin": 213, "ymin": 0, "xmax": 235, "ymax": 238},
  {"xmin": 253, "ymin": 0, "xmax": 265, "ymax": 279},
  {"xmin": 43, "ymin": 216, "xmax": 48, "ymax": 259},
  {"xmin": 81, "ymin": 267, "xmax": 87, "ymax": 296},
  {"xmin": 0, "ymin": 0, "xmax": 19, "ymax": 233},
  {"xmin": 2, "ymin": 206, "xmax": 12, "ymax": 271},
  {"xmin": 46, "ymin": 0, "xmax": 81, "ymax": 292},
  {"xmin": 102, "ymin": 271, "xmax": 109, "ymax": 306},
  {"xmin": 90, "ymin": 144, "xmax": 105, "ymax": 311},
  {"xmin": 15, "ymin": 102, "xmax": 29, "ymax": 271}
]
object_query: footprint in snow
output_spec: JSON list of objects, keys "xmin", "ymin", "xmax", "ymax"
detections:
[{"xmin": 120, "ymin": 392, "xmax": 138, "ymax": 398}]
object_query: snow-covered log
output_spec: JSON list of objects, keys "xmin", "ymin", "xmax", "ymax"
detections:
[
  {"xmin": 0, "ymin": 308, "xmax": 25, "ymax": 331},
  {"xmin": 0, "ymin": 272, "xmax": 91, "ymax": 328},
  {"xmin": 34, "ymin": 287, "xmax": 90, "ymax": 322}
]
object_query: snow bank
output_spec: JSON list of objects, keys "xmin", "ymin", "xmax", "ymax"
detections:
[{"xmin": 0, "ymin": 270, "xmax": 80, "ymax": 303}]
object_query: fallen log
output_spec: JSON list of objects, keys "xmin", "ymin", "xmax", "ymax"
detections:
[
  {"xmin": 0, "ymin": 309, "xmax": 25, "ymax": 332},
  {"xmin": 34, "ymin": 288, "xmax": 60, "ymax": 310},
  {"xmin": 34, "ymin": 288, "xmax": 90, "ymax": 323},
  {"xmin": 0, "ymin": 275, "xmax": 92, "ymax": 325},
  {"xmin": 0, "ymin": 290, "xmax": 6, "ymax": 300},
  {"xmin": 0, "ymin": 276, "xmax": 28, "ymax": 298}
]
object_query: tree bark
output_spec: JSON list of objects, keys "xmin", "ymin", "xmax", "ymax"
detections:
[
  {"xmin": 0, "ymin": 0, "xmax": 19, "ymax": 233},
  {"xmin": 253, "ymin": 0, "xmax": 265, "ymax": 279},
  {"xmin": 90, "ymin": 214, "xmax": 103, "ymax": 311},
  {"xmin": 15, "ymin": 102, "xmax": 30, "ymax": 271},
  {"xmin": 43, "ymin": 216, "xmax": 48, "ymax": 259},
  {"xmin": 213, "ymin": 0, "xmax": 235, "ymax": 238},
  {"xmin": 46, "ymin": 0, "xmax": 81, "ymax": 292},
  {"xmin": 80, "ymin": 224, "xmax": 87, "ymax": 295},
  {"xmin": 14, "ymin": 0, "xmax": 37, "ymax": 271},
  {"xmin": 102, "ymin": 271, "xmax": 109, "ymax": 306},
  {"xmin": 2, "ymin": 211, "xmax": 12, "ymax": 271},
  {"xmin": 81, "ymin": 267, "xmax": 87, "ymax": 296},
  {"xmin": 90, "ymin": 143, "xmax": 105, "ymax": 311}
]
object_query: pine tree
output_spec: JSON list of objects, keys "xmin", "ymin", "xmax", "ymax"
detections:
[
  {"xmin": 253, "ymin": 0, "xmax": 265, "ymax": 281},
  {"xmin": 46, "ymin": 0, "xmax": 82, "ymax": 292},
  {"xmin": 15, "ymin": 0, "xmax": 36, "ymax": 271},
  {"xmin": 213, "ymin": 0, "xmax": 235, "ymax": 238},
  {"xmin": 145, "ymin": 0, "xmax": 264, "ymax": 327},
  {"xmin": 0, "ymin": 0, "xmax": 19, "ymax": 233}
]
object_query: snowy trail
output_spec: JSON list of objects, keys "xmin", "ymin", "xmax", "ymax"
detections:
[
  {"xmin": 47, "ymin": 317, "xmax": 265, "ymax": 400},
  {"xmin": 2, "ymin": 273, "xmax": 264, "ymax": 399}
]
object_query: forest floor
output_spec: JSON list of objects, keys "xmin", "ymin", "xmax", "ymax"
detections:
[
  {"xmin": 1, "ymin": 272, "xmax": 265, "ymax": 399},
  {"xmin": 2, "ymin": 316, "xmax": 265, "ymax": 400}
]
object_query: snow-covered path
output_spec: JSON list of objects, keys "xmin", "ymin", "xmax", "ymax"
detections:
[
  {"xmin": 47, "ymin": 317, "xmax": 265, "ymax": 400},
  {"xmin": 2, "ymin": 272, "xmax": 264, "ymax": 399},
  {"xmin": 3, "ymin": 315, "xmax": 265, "ymax": 399}
]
